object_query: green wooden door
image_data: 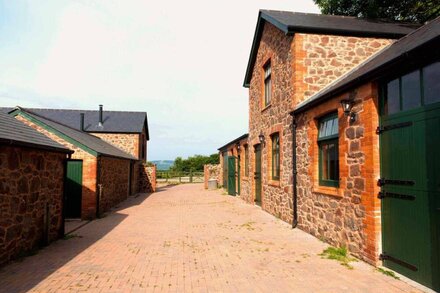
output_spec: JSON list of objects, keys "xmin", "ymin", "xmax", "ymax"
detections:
[
  {"xmin": 65, "ymin": 160, "xmax": 83, "ymax": 218},
  {"xmin": 237, "ymin": 155, "xmax": 241, "ymax": 195},
  {"xmin": 227, "ymin": 156, "xmax": 236, "ymax": 196},
  {"xmin": 380, "ymin": 103, "xmax": 440, "ymax": 291},
  {"xmin": 254, "ymin": 144, "xmax": 262, "ymax": 205}
]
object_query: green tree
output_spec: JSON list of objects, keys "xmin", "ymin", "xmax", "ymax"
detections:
[
  {"xmin": 313, "ymin": 0, "xmax": 440, "ymax": 23},
  {"xmin": 170, "ymin": 154, "xmax": 219, "ymax": 172}
]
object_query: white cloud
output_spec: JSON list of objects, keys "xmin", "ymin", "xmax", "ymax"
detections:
[{"xmin": 0, "ymin": 0, "xmax": 319, "ymax": 159}]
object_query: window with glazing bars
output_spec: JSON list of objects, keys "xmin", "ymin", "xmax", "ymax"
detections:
[
  {"xmin": 264, "ymin": 61, "xmax": 271, "ymax": 107},
  {"xmin": 271, "ymin": 133, "xmax": 280, "ymax": 180},
  {"xmin": 383, "ymin": 61, "xmax": 440, "ymax": 115},
  {"xmin": 318, "ymin": 114, "xmax": 339, "ymax": 187}
]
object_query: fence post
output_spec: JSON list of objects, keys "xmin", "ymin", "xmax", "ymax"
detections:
[{"xmin": 190, "ymin": 170, "xmax": 193, "ymax": 183}]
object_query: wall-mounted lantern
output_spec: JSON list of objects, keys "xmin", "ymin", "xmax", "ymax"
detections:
[
  {"xmin": 258, "ymin": 131, "xmax": 265, "ymax": 145},
  {"xmin": 340, "ymin": 99, "xmax": 356, "ymax": 123},
  {"xmin": 236, "ymin": 142, "xmax": 241, "ymax": 152}
]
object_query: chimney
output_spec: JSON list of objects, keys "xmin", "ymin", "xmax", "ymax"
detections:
[
  {"xmin": 99, "ymin": 104, "xmax": 103, "ymax": 127},
  {"xmin": 80, "ymin": 113, "xmax": 85, "ymax": 131}
]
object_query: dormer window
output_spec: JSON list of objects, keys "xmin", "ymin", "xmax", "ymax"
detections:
[{"xmin": 264, "ymin": 61, "xmax": 272, "ymax": 107}]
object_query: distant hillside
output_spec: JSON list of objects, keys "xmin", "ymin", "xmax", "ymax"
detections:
[{"xmin": 151, "ymin": 160, "xmax": 174, "ymax": 170}]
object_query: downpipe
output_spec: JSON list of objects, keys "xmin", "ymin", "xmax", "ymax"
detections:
[{"xmin": 290, "ymin": 113, "xmax": 298, "ymax": 229}]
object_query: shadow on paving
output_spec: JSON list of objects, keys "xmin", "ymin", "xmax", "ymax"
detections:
[
  {"xmin": 0, "ymin": 192, "xmax": 154, "ymax": 293},
  {"xmin": 155, "ymin": 183, "xmax": 197, "ymax": 192}
]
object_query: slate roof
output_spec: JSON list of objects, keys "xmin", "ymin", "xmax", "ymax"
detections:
[
  {"xmin": 0, "ymin": 111, "xmax": 72, "ymax": 153},
  {"xmin": 10, "ymin": 108, "xmax": 137, "ymax": 160},
  {"xmin": 243, "ymin": 10, "xmax": 418, "ymax": 87},
  {"xmin": 218, "ymin": 134, "xmax": 249, "ymax": 151},
  {"xmin": 24, "ymin": 108, "xmax": 149, "ymax": 139},
  {"xmin": 294, "ymin": 16, "xmax": 440, "ymax": 114}
]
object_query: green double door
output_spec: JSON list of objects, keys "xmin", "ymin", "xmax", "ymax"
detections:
[
  {"xmin": 380, "ymin": 104, "xmax": 439, "ymax": 290},
  {"xmin": 64, "ymin": 160, "xmax": 83, "ymax": 218}
]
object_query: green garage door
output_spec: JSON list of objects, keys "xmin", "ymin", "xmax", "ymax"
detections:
[{"xmin": 380, "ymin": 62, "xmax": 439, "ymax": 291}]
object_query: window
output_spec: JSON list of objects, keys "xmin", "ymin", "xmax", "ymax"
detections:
[
  {"xmin": 244, "ymin": 145, "xmax": 249, "ymax": 177},
  {"xmin": 423, "ymin": 62, "xmax": 440, "ymax": 105},
  {"xmin": 383, "ymin": 61, "xmax": 440, "ymax": 115},
  {"xmin": 264, "ymin": 60, "xmax": 272, "ymax": 107},
  {"xmin": 271, "ymin": 133, "xmax": 280, "ymax": 180},
  {"xmin": 318, "ymin": 114, "xmax": 339, "ymax": 187}
]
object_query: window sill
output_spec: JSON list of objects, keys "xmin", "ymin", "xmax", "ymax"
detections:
[
  {"xmin": 313, "ymin": 185, "xmax": 343, "ymax": 198},
  {"xmin": 261, "ymin": 104, "xmax": 272, "ymax": 112},
  {"xmin": 268, "ymin": 180, "xmax": 280, "ymax": 187}
]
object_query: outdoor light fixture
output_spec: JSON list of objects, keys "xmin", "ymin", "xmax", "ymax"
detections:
[
  {"xmin": 340, "ymin": 99, "xmax": 356, "ymax": 123},
  {"xmin": 258, "ymin": 131, "xmax": 265, "ymax": 144},
  {"xmin": 236, "ymin": 142, "xmax": 241, "ymax": 152}
]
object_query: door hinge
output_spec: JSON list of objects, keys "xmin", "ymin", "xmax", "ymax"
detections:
[
  {"xmin": 380, "ymin": 253, "xmax": 418, "ymax": 271},
  {"xmin": 376, "ymin": 121, "xmax": 413, "ymax": 135},
  {"xmin": 376, "ymin": 126, "xmax": 382, "ymax": 135},
  {"xmin": 377, "ymin": 178, "xmax": 385, "ymax": 186},
  {"xmin": 378, "ymin": 191, "xmax": 415, "ymax": 201},
  {"xmin": 377, "ymin": 178, "xmax": 415, "ymax": 187}
]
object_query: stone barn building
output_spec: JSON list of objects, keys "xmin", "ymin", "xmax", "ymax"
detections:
[
  {"xmin": 219, "ymin": 10, "xmax": 439, "ymax": 291},
  {"xmin": 218, "ymin": 134, "xmax": 249, "ymax": 196},
  {"xmin": 22, "ymin": 105, "xmax": 150, "ymax": 194},
  {"xmin": 0, "ymin": 111, "xmax": 72, "ymax": 266},
  {"xmin": 8, "ymin": 107, "xmax": 145, "ymax": 220},
  {"xmin": 292, "ymin": 18, "xmax": 439, "ymax": 291}
]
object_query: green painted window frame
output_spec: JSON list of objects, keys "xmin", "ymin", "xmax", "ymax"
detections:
[
  {"xmin": 244, "ymin": 145, "xmax": 249, "ymax": 177},
  {"xmin": 264, "ymin": 60, "xmax": 272, "ymax": 107},
  {"xmin": 318, "ymin": 114, "xmax": 339, "ymax": 187},
  {"xmin": 271, "ymin": 133, "xmax": 280, "ymax": 180},
  {"xmin": 381, "ymin": 61, "xmax": 440, "ymax": 116}
]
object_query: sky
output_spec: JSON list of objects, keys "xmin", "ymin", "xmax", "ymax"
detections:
[{"xmin": 0, "ymin": 0, "xmax": 320, "ymax": 160}]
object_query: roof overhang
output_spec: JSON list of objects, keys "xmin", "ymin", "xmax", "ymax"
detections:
[
  {"xmin": 218, "ymin": 133, "xmax": 249, "ymax": 151},
  {"xmin": 0, "ymin": 137, "xmax": 73, "ymax": 154}
]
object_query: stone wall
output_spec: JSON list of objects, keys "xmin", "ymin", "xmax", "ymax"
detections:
[
  {"xmin": 92, "ymin": 133, "xmax": 140, "ymax": 159},
  {"xmin": 245, "ymin": 22, "xmax": 394, "ymax": 227},
  {"xmin": 293, "ymin": 33, "xmax": 392, "ymax": 105},
  {"xmin": 247, "ymin": 22, "xmax": 295, "ymax": 223},
  {"xmin": 99, "ymin": 156, "xmax": 130, "ymax": 214},
  {"xmin": 295, "ymin": 83, "xmax": 381, "ymax": 264},
  {"xmin": 139, "ymin": 164, "xmax": 156, "ymax": 193},
  {"xmin": 0, "ymin": 146, "xmax": 66, "ymax": 266},
  {"xmin": 15, "ymin": 115, "xmax": 98, "ymax": 220},
  {"xmin": 204, "ymin": 164, "xmax": 221, "ymax": 189}
]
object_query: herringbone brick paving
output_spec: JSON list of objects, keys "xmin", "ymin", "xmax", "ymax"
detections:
[{"xmin": 0, "ymin": 184, "xmax": 423, "ymax": 292}]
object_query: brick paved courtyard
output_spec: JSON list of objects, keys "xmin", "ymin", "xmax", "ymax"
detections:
[{"xmin": 0, "ymin": 184, "xmax": 424, "ymax": 292}]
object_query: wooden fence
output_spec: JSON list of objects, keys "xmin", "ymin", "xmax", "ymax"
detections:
[{"xmin": 156, "ymin": 171, "xmax": 204, "ymax": 184}]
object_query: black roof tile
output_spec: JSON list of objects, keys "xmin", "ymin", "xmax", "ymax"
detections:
[
  {"xmin": 0, "ymin": 111, "xmax": 72, "ymax": 153},
  {"xmin": 243, "ymin": 10, "xmax": 418, "ymax": 87},
  {"xmin": 218, "ymin": 134, "xmax": 249, "ymax": 151},
  {"xmin": 12, "ymin": 108, "xmax": 136, "ymax": 160},
  {"xmin": 24, "ymin": 108, "xmax": 149, "ymax": 139}
]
